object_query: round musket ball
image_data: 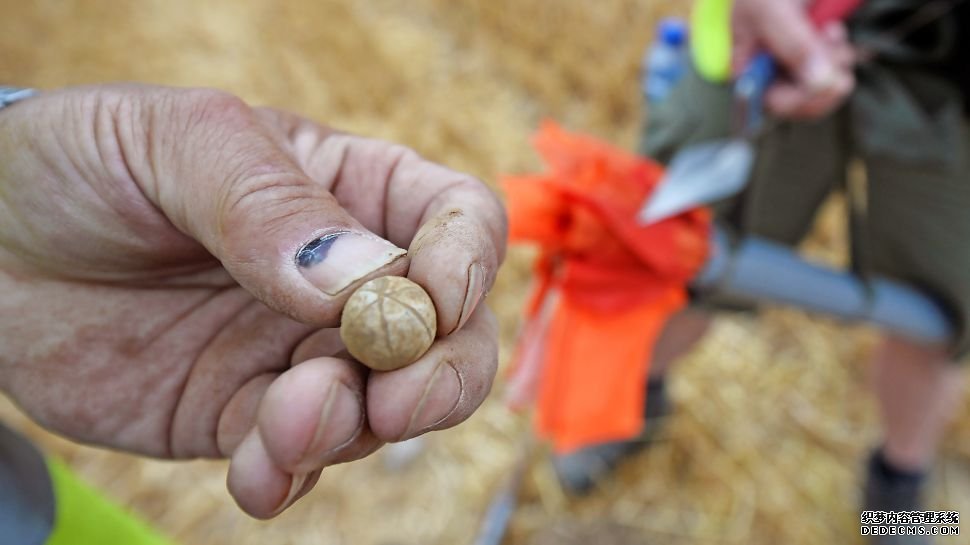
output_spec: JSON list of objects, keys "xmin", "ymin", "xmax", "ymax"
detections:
[{"xmin": 340, "ymin": 276, "xmax": 437, "ymax": 371}]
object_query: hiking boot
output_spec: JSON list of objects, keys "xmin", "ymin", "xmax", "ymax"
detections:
[
  {"xmin": 862, "ymin": 449, "xmax": 931, "ymax": 545},
  {"xmin": 553, "ymin": 378, "xmax": 670, "ymax": 495}
]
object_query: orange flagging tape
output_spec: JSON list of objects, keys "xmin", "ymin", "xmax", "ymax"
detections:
[{"xmin": 502, "ymin": 122, "xmax": 710, "ymax": 453}]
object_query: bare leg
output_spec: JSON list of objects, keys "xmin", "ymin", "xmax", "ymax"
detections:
[
  {"xmin": 649, "ymin": 308, "xmax": 712, "ymax": 378},
  {"xmin": 869, "ymin": 335, "xmax": 967, "ymax": 472}
]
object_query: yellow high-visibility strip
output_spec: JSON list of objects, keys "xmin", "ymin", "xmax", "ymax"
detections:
[
  {"xmin": 45, "ymin": 458, "xmax": 173, "ymax": 545},
  {"xmin": 691, "ymin": 0, "xmax": 734, "ymax": 82}
]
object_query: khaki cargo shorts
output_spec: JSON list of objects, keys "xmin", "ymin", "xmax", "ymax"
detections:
[{"xmin": 640, "ymin": 64, "xmax": 970, "ymax": 357}]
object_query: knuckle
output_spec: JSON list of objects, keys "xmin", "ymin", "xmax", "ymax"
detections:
[
  {"xmin": 217, "ymin": 172, "xmax": 320, "ymax": 256},
  {"xmin": 160, "ymin": 89, "xmax": 256, "ymax": 160},
  {"xmin": 175, "ymin": 88, "xmax": 252, "ymax": 129},
  {"xmin": 387, "ymin": 143, "xmax": 419, "ymax": 162}
]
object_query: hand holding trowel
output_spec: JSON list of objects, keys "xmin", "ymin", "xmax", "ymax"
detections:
[{"xmin": 637, "ymin": 0, "xmax": 863, "ymax": 224}]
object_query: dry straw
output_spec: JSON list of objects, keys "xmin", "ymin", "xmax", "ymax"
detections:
[{"xmin": 2, "ymin": 1, "xmax": 969, "ymax": 544}]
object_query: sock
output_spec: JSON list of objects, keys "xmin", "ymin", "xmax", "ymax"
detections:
[
  {"xmin": 642, "ymin": 377, "xmax": 669, "ymax": 422},
  {"xmin": 872, "ymin": 448, "xmax": 927, "ymax": 488},
  {"xmin": 646, "ymin": 376, "xmax": 666, "ymax": 395}
]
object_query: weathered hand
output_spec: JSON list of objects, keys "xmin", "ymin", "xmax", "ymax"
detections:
[
  {"xmin": 733, "ymin": 0, "xmax": 856, "ymax": 118},
  {"xmin": 0, "ymin": 84, "xmax": 506, "ymax": 518}
]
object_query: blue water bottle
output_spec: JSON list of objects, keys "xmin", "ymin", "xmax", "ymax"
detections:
[{"xmin": 641, "ymin": 18, "xmax": 689, "ymax": 104}]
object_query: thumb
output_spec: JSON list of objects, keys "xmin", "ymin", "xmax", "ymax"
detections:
[{"xmin": 135, "ymin": 88, "xmax": 408, "ymax": 325}]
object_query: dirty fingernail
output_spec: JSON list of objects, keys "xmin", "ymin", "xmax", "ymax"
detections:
[
  {"xmin": 296, "ymin": 382, "xmax": 363, "ymax": 472},
  {"xmin": 401, "ymin": 363, "xmax": 462, "ymax": 440},
  {"xmin": 297, "ymin": 231, "xmax": 407, "ymax": 296},
  {"xmin": 453, "ymin": 263, "xmax": 485, "ymax": 333}
]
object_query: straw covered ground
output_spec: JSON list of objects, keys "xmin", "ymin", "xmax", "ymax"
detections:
[{"xmin": 3, "ymin": 1, "xmax": 970, "ymax": 544}]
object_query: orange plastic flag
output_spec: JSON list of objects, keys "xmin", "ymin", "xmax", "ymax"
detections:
[{"xmin": 502, "ymin": 122, "xmax": 710, "ymax": 453}]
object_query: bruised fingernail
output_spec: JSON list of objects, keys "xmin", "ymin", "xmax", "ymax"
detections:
[
  {"xmin": 453, "ymin": 263, "xmax": 485, "ymax": 333},
  {"xmin": 297, "ymin": 231, "xmax": 407, "ymax": 295},
  {"xmin": 401, "ymin": 362, "xmax": 462, "ymax": 440},
  {"xmin": 295, "ymin": 382, "xmax": 363, "ymax": 472}
]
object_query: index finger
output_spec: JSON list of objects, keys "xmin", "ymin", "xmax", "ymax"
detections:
[{"xmin": 387, "ymin": 155, "xmax": 506, "ymax": 335}]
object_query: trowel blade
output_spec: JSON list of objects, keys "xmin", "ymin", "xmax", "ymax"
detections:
[{"xmin": 638, "ymin": 139, "xmax": 755, "ymax": 224}]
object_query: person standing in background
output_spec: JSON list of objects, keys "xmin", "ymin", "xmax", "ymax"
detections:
[{"xmin": 558, "ymin": 1, "xmax": 968, "ymax": 543}]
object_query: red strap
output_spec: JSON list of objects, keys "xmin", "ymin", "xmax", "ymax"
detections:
[{"xmin": 809, "ymin": 0, "xmax": 863, "ymax": 26}]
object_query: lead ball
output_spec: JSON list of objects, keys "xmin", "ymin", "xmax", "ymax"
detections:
[{"xmin": 339, "ymin": 276, "xmax": 437, "ymax": 371}]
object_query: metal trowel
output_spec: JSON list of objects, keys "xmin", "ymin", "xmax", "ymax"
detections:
[
  {"xmin": 638, "ymin": 139, "xmax": 755, "ymax": 226},
  {"xmin": 637, "ymin": 53, "xmax": 775, "ymax": 225}
]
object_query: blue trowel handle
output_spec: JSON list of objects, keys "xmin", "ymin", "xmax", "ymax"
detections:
[{"xmin": 734, "ymin": 53, "xmax": 776, "ymax": 134}]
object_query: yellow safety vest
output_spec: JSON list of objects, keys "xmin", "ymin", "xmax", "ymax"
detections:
[{"xmin": 691, "ymin": 0, "xmax": 733, "ymax": 82}]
